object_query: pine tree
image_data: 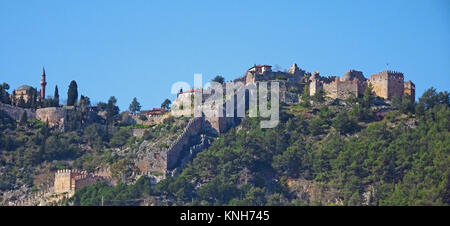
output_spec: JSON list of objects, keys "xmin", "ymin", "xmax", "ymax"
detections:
[
  {"xmin": 0, "ymin": 82, "xmax": 11, "ymax": 104},
  {"xmin": 54, "ymin": 85, "xmax": 59, "ymax": 106},
  {"xmin": 212, "ymin": 75, "xmax": 225, "ymax": 84},
  {"xmin": 19, "ymin": 111, "xmax": 28, "ymax": 126},
  {"xmin": 17, "ymin": 96, "xmax": 26, "ymax": 108},
  {"xmin": 362, "ymin": 83, "xmax": 374, "ymax": 108},
  {"xmin": 67, "ymin": 80, "xmax": 78, "ymax": 106},
  {"xmin": 161, "ymin": 99, "xmax": 171, "ymax": 111},
  {"xmin": 129, "ymin": 97, "xmax": 141, "ymax": 114},
  {"xmin": 106, "ymin": 96, "xmax": 119, "ymax": 125}
]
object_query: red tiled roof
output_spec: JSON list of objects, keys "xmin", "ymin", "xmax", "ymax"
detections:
[{"xmin": 140, "ymin": 108, "xmax": 164, "ymax": 115}]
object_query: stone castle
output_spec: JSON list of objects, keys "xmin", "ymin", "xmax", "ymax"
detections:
[
  {"xmin": 162, "ymin": 64, "xmax": 417, "ymax": 180},
  {"xmin": 2, "ymin": 63, "xmax": 417, "ymax": 205},
  {"xmin": 236, "ymin": 63, "xmax": 415, "ymax": 102},
  {"xmin": 310, "ymin": 69, "xmax": 415, "ymax": 101},
  {"xmin": 53, "ymin": 169, "xmax": 109, "ymax": 198}
]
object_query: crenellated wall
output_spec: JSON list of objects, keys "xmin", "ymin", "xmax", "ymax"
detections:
[
  {"xmin": 320, "ymin": 77, "xmax": 364, "ymax": 99},
  {"xmin": 311, "ymin": 70, "xmax": 411, "ymax": 101},
  {"xmin": 166, "ymin": 116, "xmax": 204, "ymax": 170},
  {"xmin": 369, "ymin": 71, "xmax": 404, "ymax": 100},
  {"xmin": 53, "ymin": 169, "xmax": 109, "ymax": 197}
]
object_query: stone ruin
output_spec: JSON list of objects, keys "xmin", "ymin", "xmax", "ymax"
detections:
[{"xmin": 310, "ymin": 69, "xmax": 415, "ymax": 101}]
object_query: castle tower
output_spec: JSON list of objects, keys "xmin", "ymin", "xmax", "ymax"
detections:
[
  {"xmin": 404, "ymin": 80, "xmax": 415, "ymax": 102},
  {"xmin": 40, "ymin": 67, "xmax": 47, "ymax": 99},
  {"xmin": 288, "ymin": 63, "xmax": 299, "ymax": 74},
  {"xmin": 369, "ymin": 70, "xmax": 404, "ymax": 100}
]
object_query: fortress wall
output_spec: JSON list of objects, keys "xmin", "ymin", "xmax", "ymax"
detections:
[
  {"xmin": 74, "ymin": 175, "xmax": 103, "ymax": 190},
  {"xmin": 245, "ymin": 71, "xmax": 257, "ymax": 84},
  {"xmin": 357, "ymin": 80, "xmax": 367, "ymax": 96},
  {"xmin": 387, "ymin": 75, "xmax": 404, "ymax": 99},
  {"xmin": 309, "ymin": 79, "xmax": 320, "ymax": 96},
  {"xmin": 323, "ymin": 82, "xmax": 338, "ymax": 99},
  {"xmin": 370, "ymin": 73, "xmax": 388, "ymax": 99},
  {"xmin": 0, "ymin": 102, "xmax": 36, "ymax": 121},
  {"xmin": 36, "ymin": 107, "xmax": 67, "ymax": 126},
  {"xmin": 166, "ymin": 117, "xmax": 203, "ymax": 170},
  {"xmin": 54, "ymin": 169, "xmax": 107, "ymax": 197},
  {"xmin": 404, "ymin": 81, "xmax": 415, "ymax": 101},
  {"xmin": 316, "ymin": 77, "xmax": 366, "ymax": 100},
  {"xmin": 205, "ymin": 116, "xmax": 227, "ymax": 134},
  {"xmin": 336, "ymin": 80, "xmax": 359, "ymax": 99}
]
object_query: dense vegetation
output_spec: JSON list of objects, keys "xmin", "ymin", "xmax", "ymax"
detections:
[
  {"xmin": 70, "ymin": 87, "xmax": 449, "ymax": 206},
  {"xmin": 0, "ymin": 102, "xmax": 188, "ymax": 194}
]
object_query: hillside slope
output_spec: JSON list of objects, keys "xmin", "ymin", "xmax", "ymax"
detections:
[{"xmin": 69, "ymin": 88, "xmax": 450, "ymax": 206}]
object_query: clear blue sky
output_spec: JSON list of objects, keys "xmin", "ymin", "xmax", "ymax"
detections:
[{"xmin": 1, "ymin": 0, "xmax": 449, "ymax": 110}]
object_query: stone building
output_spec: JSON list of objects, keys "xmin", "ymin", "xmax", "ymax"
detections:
[
  {"xmin": 368, "ymin": 70, "xmax": 411, "ymax": 100},
  {"xmin": 35, "ymin": 106, "xmax": 70, "ymax": 126},
  {"xmin": 322, "ymin": 77, "xmax": 365, "ymax": 99},
  {"xmin": 320, "ymin": 70, "xmax": 367, "ymax": 99},
  {"xmin": 288, "ymin": 63, "xmax": 301, "ymax": 75},
  {"xmin": 309, "ymin": 71, "xmax": 323, "ymax": 96},
  {"xmin": 248, "ymin": 64, "xmax": 272, "ymax": 75},
  {"xmin": 11, "ymin": 85, "xmax": 35, "ymax": 105},
  {"xmin": 171, "ymin": 88, "xmax": 203, "ymax": 116},
  {"xmin": 54, "ymin": 169, "xmax": 107, "ymax": 197},
  {"xmin": 310, "ymin": 69, "xmax": 415, "ymax": 101},
  {"xmin": 10, "ymin": 67, "xmax": 47, "ymax": 106},
  {"xmin": 244, "ymin": 63, "xmax": 305, "ymax": 86},
  {"xmin": 404, "ymin": 80, "xmax": 416, "ymax": 101}
]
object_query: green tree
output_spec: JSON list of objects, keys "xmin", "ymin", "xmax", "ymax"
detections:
[
  {"xmin": 312, "ymin": 89, "xmax": 325, "ymax": 103},
  {"xmin": 272, "ymin": 145, "xmax": 302, "ymax": 176},
  {"xmin": 309, "ymin": 117, "xmax": 327, "ymax": 136},
  {"xmin": 128, "ymin": 97, "xmax": 141, "ymax": 114},
  {"xmin": 17, "ymin": 96, "xmax": 26, "ymax": 108},
  {"xmin": 53, "ymin": 85, "xmax": 59, "ymax": 106},
  {"xmin": 79, "ymin": 95, "xmax": 91, "ymax": 124},
  {"xmin": 106, "ymin": 96, "xmax": 119, "ymax": 125},
  {"xmin": 212, "ymin": 75, "xmax": 225, "ymax": 84},
  {"xmin": 29, "ymin": 87, "xmax": 39, "ymax": 109},
  {"xmin": 362, "ymin": 83, "xmax": 374, "ymax": 108},
  {"xmin": 0, "ymin": 82, "xmax": 11, "ymax": 104},
  {"xmin": 392, "ymin": 95, "xmax": 415, "ymax": 114},
  {"xmin": 415, "ymin": 87, "xmax": 449, "ymax": 115},
  {"xmin": 332, "ymin": 111, "xmax": 358, "ymax": 134},
  {"xmin": 300, "ymin": 84, "xmax": 311, "ymax": 107},
  {"xmin": 110, "ymin": 158, "xmax": 138, "ymax": 184},
  {"xmin": 0, "ymin": 109, "xmax": 16, "ymax": 130},
  {"xmin": 79, "ymin": 95, "xmax": 91, "ymax": 113},
  {"xmin": 67, "ymin": 80, "xmax": 78, "ymax": 106},
  {"xmin": 19, "ymin": 111, "xmax": 28, "ymax": 126},
  {"xmin": 161, "ymin": 98, "xmax": 171, "ymax": 111},
  {"xmin": 83, "ymin": 123, "xmax": 103, "ymax": 150}
]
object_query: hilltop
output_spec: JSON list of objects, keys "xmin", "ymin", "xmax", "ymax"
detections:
[{"xmin": 0, "ymin": 64, "xmax": 448, "ymax": 206}]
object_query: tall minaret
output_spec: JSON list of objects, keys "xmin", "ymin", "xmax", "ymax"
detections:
[{"xmin": 40, "ymin": 67, "xmax": 47, "ymax": 99}]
